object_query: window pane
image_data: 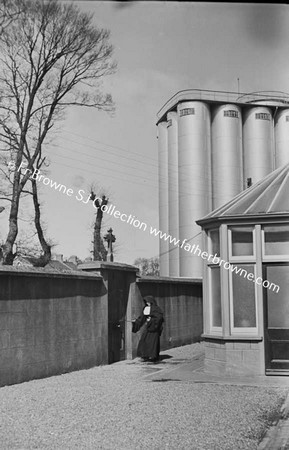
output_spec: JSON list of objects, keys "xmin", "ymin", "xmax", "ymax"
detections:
[
  {"xmin": 264, "ymin": 225, "xmax": 289, "ymax": 255},
  {"xmin": 180, "ymin": 108, "xmax": 195, "ymax": 117},
  {"xmin": 224, "ymin": 110, "xmax": 239, "ymax": 118},
  {"xmin": 232, "ymin": 264, "xmax": 256, "ymax": 327},
  {"xmin": 255, "ymin": 113, "xmax": 271, "ymax": 121},
  {"xmin": 266, "ymin": 265, "xmax": 289, "ymax": 328},
  {"xmin": 210, "ymin": 267, "xmax": 222, "ymax": 327},
  {"xmin": 231, "ymin": 227, "xmax": 254, "ymax": 256},
  {"xmin": 209, "ymin": 229, "xmax": 220, "ymax": 258}
]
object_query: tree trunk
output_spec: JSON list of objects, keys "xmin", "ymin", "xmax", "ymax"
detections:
[
  {"xmin": 93, "ymin": 216, "xmax": 107, "ymax": 261},
  {"xmin": 31, "ymin": 178, "xmax": 51, "ymax": 266},
  {"xmin": 1, "ymin": 170, "xmax": 22, "ymax": 265},
  {"xmin": 2, "ymin": 212, "xmax": 17, "ymax": 264}
]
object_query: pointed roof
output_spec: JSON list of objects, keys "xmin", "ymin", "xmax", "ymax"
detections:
[{"xmin": 197, "ymin": 163, "xmax": 289, "ymax": 226}]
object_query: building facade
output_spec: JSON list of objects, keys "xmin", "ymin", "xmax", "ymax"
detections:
[
  {"xmin": 196, "ymin": 164, "xmax": 289, "ymax": 376},
  {"xmin": 157, "ymin": 89, "xmax": 289, "ymax": 278}
]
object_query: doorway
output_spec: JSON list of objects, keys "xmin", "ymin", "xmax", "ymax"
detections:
[
  {"xmin": 107, "ymin": 269, "xmax": 132, "ymax": 364},
  {"xmin": 263, "ymin": 264, "xmax": 289, "ymax": 375}
]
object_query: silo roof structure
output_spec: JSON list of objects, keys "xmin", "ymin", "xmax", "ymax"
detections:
[
  {"xmin": 157, "ymin": 89, "xmax": 289, "ymax": 124},
  {"xmin": 197, "ymin": 162, "xmax": 289, "ymax": 225}
]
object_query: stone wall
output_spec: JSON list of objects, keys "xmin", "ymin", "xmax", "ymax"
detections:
[
  {"xmin": 0, "ymin": 264, "xmax": 204, "ymax": 387},
  {"xmin": 204, "ymin": 339, "xmax": 264, "ymax": 376},
  {"xmin": 0, "ymin": 268, "xmax": 106, "ymax": 387}
]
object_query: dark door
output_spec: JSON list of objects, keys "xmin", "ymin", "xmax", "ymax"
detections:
[
  {"xmin": 108, "ymin": 270, "xmax": 131, "ymax": 364},
  {"xmin": 263, "ymin": 263, "xmax": 289, "ymax": 375},
  {"xmin": 108, "ymin": 287, "xmax": 126, "ymax": 364}
]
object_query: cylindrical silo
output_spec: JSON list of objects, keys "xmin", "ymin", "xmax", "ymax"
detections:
[
  {"xmin": 243, "ymin": 106, "xmax": 273, "ymax": 186},
  {"xmin": 211, "ymin": 104, "xmax": 243, "ymax": 209},
  {"xmin": 178, "ymin": 101, "xmax": 211, "ymax": 278},
  {"xmin": 274, "ymin": 109, "xmax": 289, "ymax": 168},
  {"xmin": 167, "ymin": 111, "xmax": 179, "ymax": 277},
  {"xmin": 157, "ymin": 121, "xmax": 169, "ymax": 276}
]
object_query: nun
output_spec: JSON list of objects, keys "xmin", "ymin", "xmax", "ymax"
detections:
[{"xmin": 132, "ymin": 295, "xmax": 164, "ymax": 362}]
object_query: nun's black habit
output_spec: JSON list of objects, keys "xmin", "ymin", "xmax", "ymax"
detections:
[{"xmin": 132, "ymin": 295, "xmax": 164, "ymax": 361}]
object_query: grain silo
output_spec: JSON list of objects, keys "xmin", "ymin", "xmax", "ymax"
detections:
[
  {"xmin": 211, "ymin": 104, "xmax": 242, "ymax": 209},
  {"xmin": 243, "ymin": 106, "xmax": 273, "ymax": 185},
  {"xmin": 156, "ymin": 89, "xmax": 289, "ymax": 278},
  {"xmin": 177, "ymin": 101, "xmax": 211, "ymax": 278},
  {"xmin": 157, "ymin": 120, "xmax": 169, "ymax": 276},
  {"xmin": 167, "ymin": 111, "xmax": 179, "ymax": 276},
  {"xmin": 275, "ymin": 108, "xmax": 289, "ymax": 168}
]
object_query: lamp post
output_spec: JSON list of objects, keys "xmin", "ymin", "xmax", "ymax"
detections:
[{"xmin": 104, "ymin": 228, "xmax": 116, "ymax": 262}]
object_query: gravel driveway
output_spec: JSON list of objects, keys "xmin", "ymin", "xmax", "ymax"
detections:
[{"xmin": 0, "ymin": 343, "xmax": 287, "ymax": 450}]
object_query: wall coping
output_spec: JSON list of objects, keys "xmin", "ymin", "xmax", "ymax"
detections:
[
  {"xmin": 78, "ymin": 261, "xmax": 139, "ymax": 272},
  {"xmin": 0, "ymin": 266, "xmax": 102, "ymax": 280},
  {"xmin": 137, "ymin": 276, "xmax": 202, "ymax": 285}
]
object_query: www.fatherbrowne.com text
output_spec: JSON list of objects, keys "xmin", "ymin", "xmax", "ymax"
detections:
[
  {"xmin": 149, "ymin": 229, "xmax": 279, "ymax": 293},
  {"xmin": 13, "ymin": 162, "xmax": 279, "ymax": 293}
]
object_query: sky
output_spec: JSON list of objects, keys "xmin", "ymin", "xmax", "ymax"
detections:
[{"xmin": 1, "ymin": 1, "xmax": 289, "ymax": 264}]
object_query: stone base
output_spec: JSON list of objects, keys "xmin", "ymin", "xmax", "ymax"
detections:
[{"xmin": 204, "ymin": 338, "xmax": 264, "ymax": 376}]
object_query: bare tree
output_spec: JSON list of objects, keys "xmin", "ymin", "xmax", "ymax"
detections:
[
  {"xmin": 0, "ymin": 155, "xmax": 54, "ymax": 265},
  {"xmin": 0, "ymin": 0, "xmax": 116, "ymax": 264},
  {"xmin": 30, "ymin": 175, "xmax": 53, "ymax": 265},
  {"xmin": 134, "ymin": 257, "xmax": 160, "ymax": 276},
  {"xmin": 15, "ymin": 229, "xmax": 55, "ymax": 267},
  {"xmin": 90, "ymin": 192, "xmax": 108, "ymax": 261},
  {"xmin": 0, "ymin": 0, "xmax": 23, "ymax": 32}
]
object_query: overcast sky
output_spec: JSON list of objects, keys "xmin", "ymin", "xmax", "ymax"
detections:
[{"xmin": 1, "ymin": 1, "xmax": 289, "ymax": 263}]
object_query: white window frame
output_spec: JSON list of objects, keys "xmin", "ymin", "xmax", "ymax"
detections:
[
  {"xmin": 208, "ymin": 265, "xmax": 223, "ymax": 335},
  {"xmin": 261, "ymin": 225, "xmax": 289, "ymax": 262},
  {"xmin": 208, "ymin": 228, "xmax": 220, "ymax": 262},
  {"xmin": 229, "ymin": 264, "xmax": 258, "ymax": 336},
  {"xmin": 228, "ymin": 226, "xmax": 256, "ymax": 262}
]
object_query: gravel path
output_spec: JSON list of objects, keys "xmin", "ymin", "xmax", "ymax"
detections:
[{"xmin": 0, "ymin": 343, "xmax": 287, "ymax": 449}]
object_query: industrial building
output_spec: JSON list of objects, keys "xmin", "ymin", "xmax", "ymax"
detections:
[{"xmin": 157, "ymin": 89, "xmax": 289, "ymax": 278}]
